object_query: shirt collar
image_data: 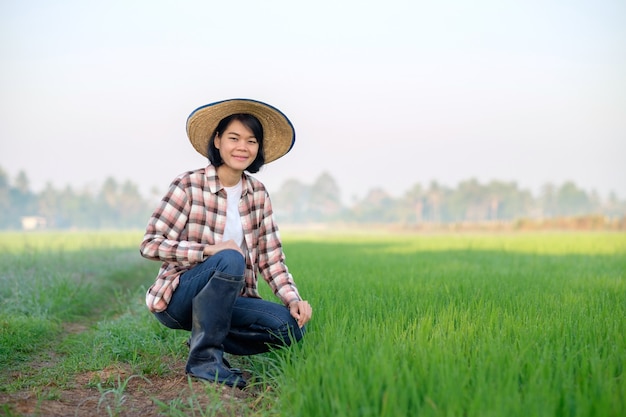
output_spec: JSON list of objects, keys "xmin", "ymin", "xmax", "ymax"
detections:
[{"xmin": 204, "ymin": 164, "xmax": 250, "ymax": 196}]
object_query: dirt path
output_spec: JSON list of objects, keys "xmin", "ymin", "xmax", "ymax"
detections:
[
  {"xmin": 2, "ymin": 363, "xmax": 257, "ymax": 417},
  {"xmin": 1, "ymin": 324, "xmax": 262, "ymax": 417}
]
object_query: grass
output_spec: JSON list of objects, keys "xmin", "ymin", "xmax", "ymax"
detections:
[{"xmin": 0, "ymin": 230, "xmax": 624, "ymax": 416}]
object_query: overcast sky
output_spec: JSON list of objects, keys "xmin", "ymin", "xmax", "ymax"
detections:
[{"xmin": 1, "ymin": 0, "xmax": 625, "ymax": 204}]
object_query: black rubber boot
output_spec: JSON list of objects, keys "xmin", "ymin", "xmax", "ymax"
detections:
[
  {"xmin": 185, "ymin": 337, "xmax": 243, "ymax": 375},
  {"xmin": 185, "ymin": 271, "xmax": 246, "ymax": 389}
]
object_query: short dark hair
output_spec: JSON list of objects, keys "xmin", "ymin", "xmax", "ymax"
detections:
[{"xmin": 207, "ymin": 113, "xmax": 265, "ymax": 173}]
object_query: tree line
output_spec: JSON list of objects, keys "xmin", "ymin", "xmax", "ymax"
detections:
[
  {"xmin": 270, "ymin": 173, "xmax": 626, "ymax": 225},
  {"xmin": 1, "ymin": 166, "xmax": 624, "ymax": 230},
  {"xmin": 0, "ymin": 168, "xmax": 150, "ymax": 230}
]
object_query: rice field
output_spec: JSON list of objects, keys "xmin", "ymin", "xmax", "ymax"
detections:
[{"xmin": 1, "ymin": 230, "xmax": 625, "ymax": 417}]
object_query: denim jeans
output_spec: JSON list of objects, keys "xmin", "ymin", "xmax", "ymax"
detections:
[{"xmin": 154, "ymin": 249, "xmax": 304, "ymax": 355}]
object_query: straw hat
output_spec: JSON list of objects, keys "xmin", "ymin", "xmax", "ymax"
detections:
[{"xmin": 186, "ymin": 98, "xmax": 295, "ymax": 163}]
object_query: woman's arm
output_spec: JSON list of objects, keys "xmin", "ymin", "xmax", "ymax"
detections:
[
  {"xmin": 257, "ymin": 191, "xmax": 302, "ymax": 305},
  {"xmin": 139, "ymin": 176, "xmax": 206, "ymax": 265}
]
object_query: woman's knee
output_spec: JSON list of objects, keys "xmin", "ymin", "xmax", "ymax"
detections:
[
  {"xmin": 272, "ymin": 314, "xmax": 305, "ymax": 345},
  {"xmin": 288, "ymin": 322, "xmax": 305, "ymax": 343},
  {"xmin": 213, "ymin": 249, "xmax": 245, "ymax": 276}
]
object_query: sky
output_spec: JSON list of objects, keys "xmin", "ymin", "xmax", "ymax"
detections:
[{"xmin": 1, "ymin": 0, "xmax": 625, "ymax": 205}]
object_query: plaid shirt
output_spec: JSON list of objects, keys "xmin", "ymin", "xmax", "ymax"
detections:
[{"xmin": 140, "ymin": 165, "xmax": 301, "ymax": 313}]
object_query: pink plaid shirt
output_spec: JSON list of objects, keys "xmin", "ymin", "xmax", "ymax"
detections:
[{"xmin": 140, "ymin": 165, "xmax": 302, "ymax": 313}]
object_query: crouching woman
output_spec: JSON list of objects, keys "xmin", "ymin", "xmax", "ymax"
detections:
[{"xmin": 139, "ymin": 99, "xmax": 312, "ymax": 389}]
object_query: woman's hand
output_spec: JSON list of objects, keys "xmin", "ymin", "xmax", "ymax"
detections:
[{"xmin": 289, "ymin": 300, "xmax": 312, "ymax": 328}]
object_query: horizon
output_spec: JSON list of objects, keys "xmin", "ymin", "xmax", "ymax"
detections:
[{"xmin": 1, "ymin": 163, "xmax": 623, "ymax": 205}]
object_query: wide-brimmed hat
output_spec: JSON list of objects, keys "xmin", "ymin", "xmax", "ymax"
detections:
[{"xmin": 186, "ymin": 98, "xmax": 295, "ymax": 163}]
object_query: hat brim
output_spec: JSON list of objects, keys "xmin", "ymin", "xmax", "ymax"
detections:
[{"xmin": 186, "ymin": 99, "xmax": 295, "ymax": 164}]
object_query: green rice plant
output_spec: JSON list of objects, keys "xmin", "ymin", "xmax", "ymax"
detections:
[
  {"xmin": 265, "ymin": 232, "xmax": 626, "ymax": 417},
  {"xmin": 96, "ymin": 374, "xmax": 151, "ymax": 417}
]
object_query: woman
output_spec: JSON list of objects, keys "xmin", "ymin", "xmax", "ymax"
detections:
[{"xmin": 140, "ymin": 99, "xmax": 313, "ymax": 389}]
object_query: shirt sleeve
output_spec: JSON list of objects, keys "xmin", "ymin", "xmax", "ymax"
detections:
[
  {"xmin": 139, "ymin": 175, "xmax": 206, "ymax": 266},
  {"xmin": 257, "ymin": 191, "xmax": 302, "ymax": 306}
]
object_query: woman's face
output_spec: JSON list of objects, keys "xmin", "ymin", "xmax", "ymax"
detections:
[{"xmin": 214, "ymin": 119, "xmax": 260, "ymax": 173}]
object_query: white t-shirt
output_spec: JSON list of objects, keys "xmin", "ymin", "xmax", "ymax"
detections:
[{"xmin": 222, "ymin": 179, "xmax": 244, "ymax": 248}]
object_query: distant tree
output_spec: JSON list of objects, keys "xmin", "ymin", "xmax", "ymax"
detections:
[
  {"xmin": 38, "ymin": 182, "xmax": 61, "ymax": 228},
  {"xmin": 43, "ymin": 184, "xmax": 94, "ymax": 228},
  {"xmin": 555, "ymin": 181, "xmax": 593, "ymax": 216},
  {"xmin": 448, "ymin": 178, "xmax": 486, "ymax": 222},
  {"xmin": 605, "ymin": 191, "xmax": 626, "ymax": 218},
  {"xmin": 101, "ymin": 177, "xmax": 119, "ymax": 207},
  {"xmin": 14, "ymin": 171, "xmax": 30, "ymax": 193},
  {"xmin": 539, "ymin": 183, "xmax": 558, "ymax": 218},
  {"xmin": 423, "ymin": 181, "xmax": 447, "ymax": 223},
  {"xmin": 0, "ymin": 167, "xmax": 8, "ymax": 190},
  {"xmin": 9, "ymin": 170, "xmax": 37, "ymax": 224},
  {"xmin": 272, "ymin": 178, "xmax": 310, "ymax": 223},
  {"xmin": 118, "ymin": 180, "xmax": 150, "ymax": 228},
  {"xmin": 400, "ymin": 183, "xmax": 425, "ymax": 224},
  {"xmin": 56, "ymin": 185, "xmax": 79, "ymax": 228},
  {"xmin": 485, "ymin": 180, "xmax": 534, "ymax": 221},
  {"xmin": 309, "ymin": 172, "xmax": 342, "ymax": 220},
  {"xmin": 353, "ymin": 187, "xmax": 396, "ymax": 223},
  {"xmin": 0, "ymin": 167, "xmax": 10, "ymax": 228},
  {"xmin": 97, "ymin": 177, "xmax": 120, "ymax": 227}
]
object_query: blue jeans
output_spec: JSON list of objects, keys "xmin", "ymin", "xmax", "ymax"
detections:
[{"xmin": 154, "ymin": 249, "xmax": 305, "ymax": 355}]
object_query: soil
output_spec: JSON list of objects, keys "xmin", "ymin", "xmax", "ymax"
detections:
[
  {"xmin": 1, "ymin": 322, "xmax": 264, "ymax": 416},
  {"xmin": 0, "ymin": 361, "xmax": 262, "ymax": 417}
]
